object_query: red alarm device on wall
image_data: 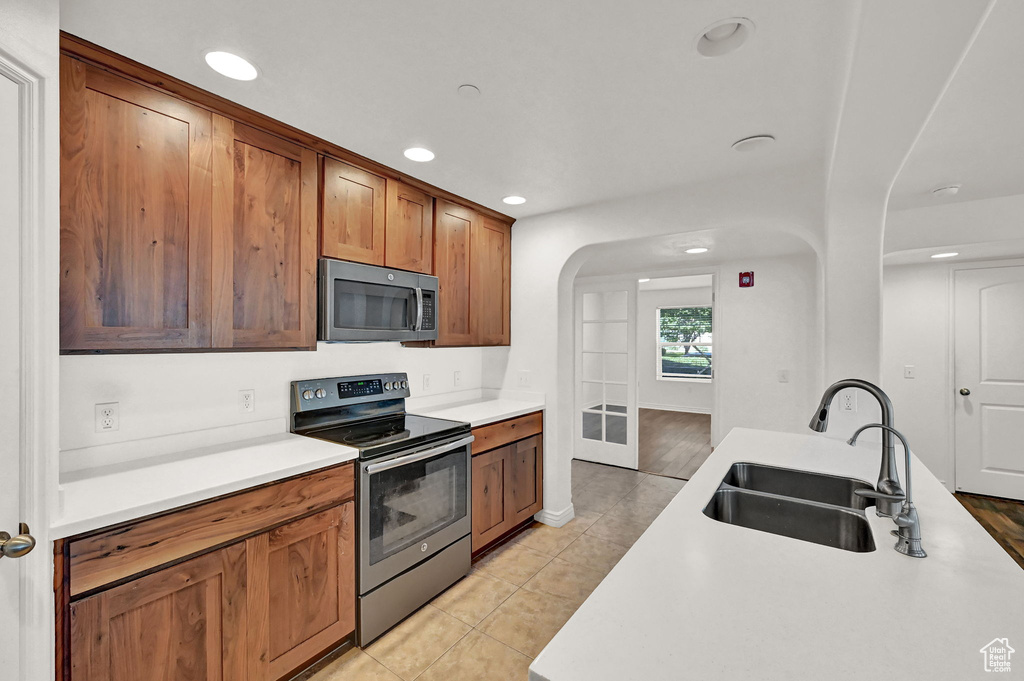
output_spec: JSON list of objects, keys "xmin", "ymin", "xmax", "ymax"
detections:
[{"xmin": 739, "ymin": 271, "xmax": 754, "ymax": 288}]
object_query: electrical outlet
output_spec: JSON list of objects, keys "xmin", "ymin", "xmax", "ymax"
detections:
[
  {"xmin": 239, "ymin": 389, "xmax": 255, "ymax": 413},
  {"xmin": 777, "ymin": 369, "xmax": 790, "ymax": 383},
  {"xmin": 453, "ymin": 370, "xmax": 462, "ymax": 388},
  {"xmin": 517, "ymin": 370, "xmax": 532, "ymax": 388},
  {"xmin": 423, "ymin": 374, "xmax": 432, "ymax": 390},
  {"xmin": 95, "ymin": 402, "xmax": 119, "ymax": 432},
  {"xmin": 904, "ymin": 365, "xmax": 916, "ymax": 379},
  {"xmin": 840, "ymin": 390, "xmax": 857, "ymax": 412}
]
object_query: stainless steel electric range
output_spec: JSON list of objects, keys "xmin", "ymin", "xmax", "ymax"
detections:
[{"xmin": 290, "ymin": 373, "xmax": 473, "ymax": 645}]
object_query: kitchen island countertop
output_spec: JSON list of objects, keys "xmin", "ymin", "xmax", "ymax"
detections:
[{"xmin": 530, "ymin": 427, "xmax": 1024, "ymax": 681}]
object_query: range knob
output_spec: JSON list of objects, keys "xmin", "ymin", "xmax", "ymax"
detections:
[
  {"xmin": 402, "ymin": 380, "xmax": 408, "ymax": 389},
  {"xmin": 384, "ymin": 382, "xmax": 393, "ymax": 391},
  {"xmin": 314, "ymin": 388, "xmax": 326, "ymax": 399},
  {"xmin": 301, "ymin": 389, "xmax": 314, "ymax": 400}
]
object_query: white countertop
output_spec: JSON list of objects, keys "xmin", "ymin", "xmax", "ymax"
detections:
[
  {"xmin": 530, "ymin": 427, "xmax": 1024, "ymax": 681},
  {"xmin": 412, "ymin": 397, "xmax": 544, "ymax": 428},
  {"xmin": 52, "ymin": 433, "xmax": 356, "ymax": 538}
]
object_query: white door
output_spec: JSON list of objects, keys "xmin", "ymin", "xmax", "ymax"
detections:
[
  {"xmin": 574, "ymin": 281, "xmax": 638, "ymax": 469},
  {"xmin": 954, "ymin": 265, "xmax": 1024, "ymax": 500},
  {"xmin": 0, "ymin": 67, "xmax": 25, "ymax": 679}
]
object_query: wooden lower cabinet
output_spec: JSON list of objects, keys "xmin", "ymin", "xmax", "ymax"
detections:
[
  {"xmin": 61, "ymin": 468, "xmax": 356, "ymax": 681},
  {"xmin": 69, "ymin": 543, "xmax": 248, "ymax": 681},
  {"xmin": 247, "ymin": 503, "xmax": 355, "ymax": 681},
  {"xmin": 471, "ymin": 424, "xmax": 544, "ymax": 553}
]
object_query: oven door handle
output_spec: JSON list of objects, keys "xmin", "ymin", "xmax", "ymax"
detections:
[
  {"xmin": 413, "ymin": 287, "xmax": 424, "ymax": 332},
  {"xmin": 365, "ymin": 435, "xmax": 475, "ymax": 475}
]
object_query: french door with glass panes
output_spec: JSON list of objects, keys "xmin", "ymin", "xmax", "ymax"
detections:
[{"xmin": 574, "ymin": 280, "xmax": 638, "ymax": 469}]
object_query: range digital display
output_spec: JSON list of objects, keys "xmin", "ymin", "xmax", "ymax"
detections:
[{"xmin": 337, "ymin": 379, "xmax": 384, "ymax": 398}]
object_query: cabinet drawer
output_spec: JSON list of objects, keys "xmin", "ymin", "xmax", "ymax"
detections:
[
  {"xmin": 471, "ymin": 411, "xmax": 543, "ymax": 455},
  {"xmin": 68, "ymin": 463, "xmax": 354, "ymax": 596}
]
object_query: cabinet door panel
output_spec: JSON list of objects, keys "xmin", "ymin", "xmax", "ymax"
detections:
[
  {"xmin": 472, "ymin": 446, "xmax": 511, "ymax": 552},
  {"xmin": 69, "ymin": 543, "xmax": 246, "ymax": 681},
  {"xmin": 60, "ymin": 55, "xmax": 213, "ymax": 351},
  {"xmin": 385, "ymin": 180, "xmax": 433, "ymax": 274},
  {"xmin": 434, "ymin": 200, "xmax": 475, "ymax": 346},
  {"xmin": 471, "ymin": 215, "xmax": 511, "ymax": 346},
  {"xmin": 322, "ymin": 158, "xmax": 386, "ymax": 266},
  {"xmin": 212, "ymin": 116, "xmax": 317, "ymax": 349},
  {"xmin": 510, "ymin": 435, "xmax": 544, "ymax": 524},
  {"xmin": 247, "ymin": 503, "xmax": 355, "ymax": 681}
]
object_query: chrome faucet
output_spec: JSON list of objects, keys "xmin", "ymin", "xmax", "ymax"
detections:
[
  {"xmin": 808, "ymin": 379, "xmax": 905, "ymax": 518},
  {"xmin": 848, "ymin": 424, "xmax": 926, "ymax": 558}
]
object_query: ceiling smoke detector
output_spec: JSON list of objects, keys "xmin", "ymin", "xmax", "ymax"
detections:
[
  {"xmin": 697, "ymin": 18, "xmax": 755, "ymax": 57},
  {"xmin": 931, "ymin": 185, "xmax": 961, "ymax": 198},
  {"xmin": 731, "ymin": 135, "xmax": 775, "ymax": 152}
]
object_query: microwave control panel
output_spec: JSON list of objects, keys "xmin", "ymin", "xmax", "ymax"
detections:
[{"xmin": 421, "ymin": 292, "xmax": 435, "ymax": 331}]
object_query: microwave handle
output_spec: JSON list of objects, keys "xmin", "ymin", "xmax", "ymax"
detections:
[
  {"xmin": 414, "ymin": 287, "xmax": 424, "ymax": 332},
  {"xmin": 365, "ymin": 435, "xmax": 475, "ymax": 475}
]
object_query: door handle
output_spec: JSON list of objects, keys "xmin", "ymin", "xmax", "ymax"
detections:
[
  {"xmin": 959, "ymin": 388, "xmax": 971, "ymax": 396},
  {"xmin": 0, "ymin": 523, "xmax": 36, "ymax": 560}
]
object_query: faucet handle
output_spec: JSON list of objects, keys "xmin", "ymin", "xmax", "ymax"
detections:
[{"xmin": 855, "ymin": 488, "xmax": 906, "ymax": 502}]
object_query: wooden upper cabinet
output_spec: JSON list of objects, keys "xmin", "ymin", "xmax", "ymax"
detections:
[
  {"xmin": 59, "ymin": 55, "xmax": 214, "ymax": 351},
  {"xmin": 321, "ymin": 157, "xmax": 386, "ymax": 266},
  {"xmin": 246, "ymin": 503, "xmax": 355, "ymax": 681},
  {"xmin": 434, "ymin": 200, "xmax": 476, "ymax": 346},
  {"xmin": 385, "ymin": 180, "xmax": 434, "ymax": 274},
  {"xmin": 471, "ymin": 215, "xmax": 512, "ymax": 346},
  {"xmin": 69, "ymin": 542, "xmax": 247, "ymax": 681},
  {"xmin": 211, "ymin": 116, "xmax": 318, "ymax": 350}
]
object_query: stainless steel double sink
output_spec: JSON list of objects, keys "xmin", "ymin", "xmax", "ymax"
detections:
[{"xmin": 703, "ymin": 462, "xmax": 878, "ymax": 553}]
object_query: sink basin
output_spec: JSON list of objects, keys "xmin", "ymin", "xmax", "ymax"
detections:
[
  {"xmin": 722, "ymin": 462, "xmax": 875, "ymax": 510},
  {"xmin": 703, "ymin": 488, "xmax": 876, "ymax": 553}
]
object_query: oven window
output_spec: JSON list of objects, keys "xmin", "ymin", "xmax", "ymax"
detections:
[
  {"xmin": 367, "ymin": 447, "xmax": 468, "ymax": 566},
  {"xmin": 333, "ymin": 280, "xmax": 414, "ymax": 331}
]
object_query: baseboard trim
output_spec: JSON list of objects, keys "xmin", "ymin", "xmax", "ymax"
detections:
[
  {"xmin": 535, "ymin": 504, "xmax": 575, "ymax": 528},
  {"xmin": 638, "ymin": 402, "xmax": 711, "ymax": 415}
]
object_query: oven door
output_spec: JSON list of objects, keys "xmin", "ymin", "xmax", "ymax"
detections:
[
  {"xmin": 319, "ymin": 259, "xmax": 438, "ymax": 342},
  {"xmin": 359, "ymin": 435, "xmax": 473, "ymax": 593}
]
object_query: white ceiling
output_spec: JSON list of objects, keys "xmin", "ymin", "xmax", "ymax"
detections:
[
  {"xmin": 575, "ymin": 226, "xmax": 813, "ymax": 277},
  {"xmin": 60, "ymin": 0, "xmax": 854, "ymax": 219},
  {"xmin": 888, "ymin": 0, "xmax": 1024, "ymax": 212},
  {"xmin": 639, "ymin": 275, "xmax": 713, "ymax": 291}
]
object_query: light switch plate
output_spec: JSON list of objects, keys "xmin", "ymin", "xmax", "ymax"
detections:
[{"xmin": 904, "ymin": 365, "xmax": 916, "ymax": 379}]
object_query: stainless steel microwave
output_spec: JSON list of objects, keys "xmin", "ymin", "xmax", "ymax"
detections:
[{"xmin": 318, "ymin": 259, "xmax": 438, "ymax": 342}]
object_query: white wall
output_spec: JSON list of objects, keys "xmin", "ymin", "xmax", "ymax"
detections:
[
  {"xmin": 881, "ymin": 262, "xmax": 952, "ymax": 487},
  {"xmin": 60, "ymin": 344, "xmax": 488, "ymax": 454},
  {"xmin": 637, "ymin": 286, "xmax": 713, "ymax": 414}
]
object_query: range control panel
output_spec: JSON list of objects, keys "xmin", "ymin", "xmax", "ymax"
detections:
[{"xmin": 291, "ymin": 373, "xmax": 410, "ymax": 412}]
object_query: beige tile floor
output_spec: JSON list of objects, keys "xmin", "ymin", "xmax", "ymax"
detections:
[{"xmin": 305, "ymin": 460, "xmax": 685, "ymax": 681}]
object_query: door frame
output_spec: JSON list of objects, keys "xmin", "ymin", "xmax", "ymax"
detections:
[
  {"xmin": 948, "ymin": 258, "xmax": 1024, "ymax": 495},
  {"xmin": 0, "ymin": 41, "xmax": 60, "ymax": 681}
]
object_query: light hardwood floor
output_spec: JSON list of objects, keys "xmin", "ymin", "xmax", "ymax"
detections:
[{"xmin": 637, "ymin": 409, "xmax": 712, "ymax": 479}]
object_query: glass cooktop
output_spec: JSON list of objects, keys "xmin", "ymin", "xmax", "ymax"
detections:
[{"xmin": 302, "ymin": 413, "xmax": 470, "ymax": 459}]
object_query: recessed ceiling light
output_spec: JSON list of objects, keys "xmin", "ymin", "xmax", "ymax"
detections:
[
  {"xmin": 502, "ymin": 195, "xmax": 526, "ymax": 205},
  {"xmin": 638, "ymin": 278, "xmax": 651, "ymax": 283},
  {"xmin": 404, "ymin": 147, "xmax": 435, "ymax": 162},
  {"xmin": 931, "ymin": 252, "xmax": 959, "ymax": 259},
  {"xmin": 686, "ymin": 247, "xmax": 709, "ymax": 254},
  {"xmin": 732, "ymin": 135, "xmax": 775, "ymax": 152},
  {"xmin": 696, "ymin": 18, "xmax": 755, "ymax": 57},
  {"xmin": 458, "ymin": 84, "xmax": 481, "ymax": 98},
  {"xmin": 931, "ymin": 185, "xmax": 961, "ymax": 198},
  {"xmin": 204, "ymin": 51, "xmax": 258, "ymax": 81}
]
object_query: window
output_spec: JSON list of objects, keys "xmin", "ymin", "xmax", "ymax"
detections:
[{"xmin": 657, "ymin": 306, "xmax": 712, "ymax": 379}]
